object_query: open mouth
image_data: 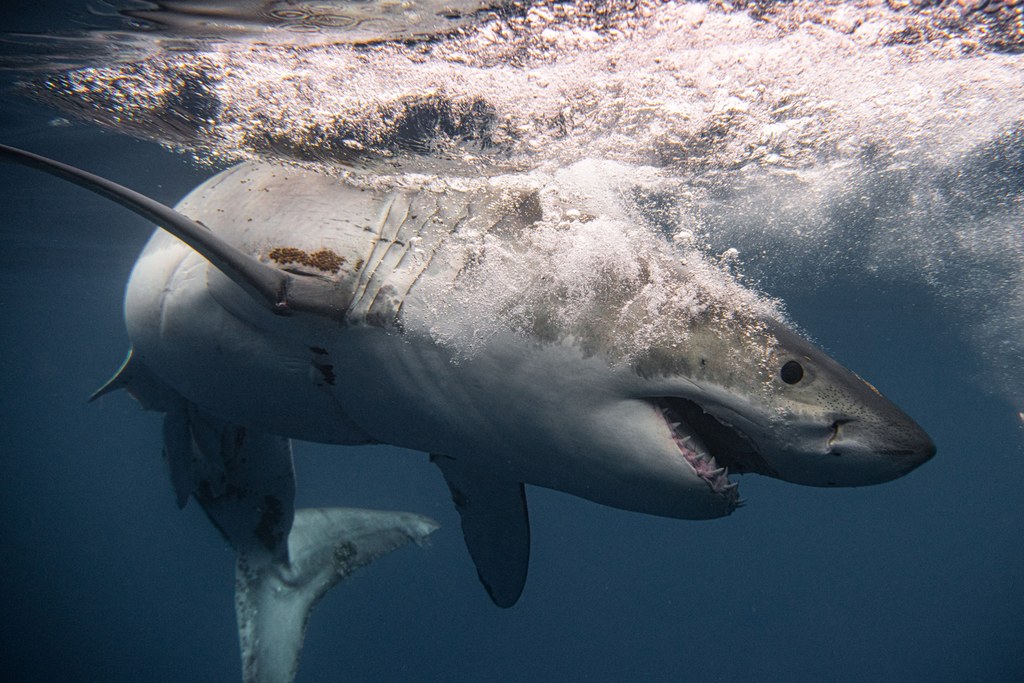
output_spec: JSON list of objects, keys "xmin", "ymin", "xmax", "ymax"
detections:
[{"xmin": 654, "ymin": 397, "xmax": 774, "ymax": 512}]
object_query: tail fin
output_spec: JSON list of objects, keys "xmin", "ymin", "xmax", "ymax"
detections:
[{"xmin": 235, "ymin": 507, "xmax": 439, "ymax": 683}]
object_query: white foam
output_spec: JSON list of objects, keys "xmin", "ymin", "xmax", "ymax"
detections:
[
  {"xmin": 34, "ymin": 0, "xmax": 1024, "ymax": 407},
  {"xmin": 412, "ymin": 161, "xmax": 781, "ymax": 369}
]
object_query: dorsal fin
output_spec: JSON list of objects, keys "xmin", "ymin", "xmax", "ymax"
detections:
[
  {"xmin": 432, "ymin": 454, "xmax": 530, "ymax": 608},
  {"xmin": 0, "ymin": 144, "xmax": 344, "ymax": 319}
]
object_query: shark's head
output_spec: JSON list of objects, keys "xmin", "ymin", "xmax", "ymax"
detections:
[{"xmin": 635, "ymin": 317, "xmax": 935, "ymax": 511}]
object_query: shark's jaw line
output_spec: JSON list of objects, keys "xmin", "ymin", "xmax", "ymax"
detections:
[{"xmin": 654, "ymin": 396, "xmax": 776, "ymax": 512}]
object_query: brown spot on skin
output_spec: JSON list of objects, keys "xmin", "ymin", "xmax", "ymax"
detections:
[{"xmin": 268, "ymin": 246, "xmax": 345, "ymax": 274}]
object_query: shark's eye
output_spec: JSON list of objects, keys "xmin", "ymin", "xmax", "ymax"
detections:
[{"xmin": 780, "ymin": 360, "xmax": 804, "ymax": 385}]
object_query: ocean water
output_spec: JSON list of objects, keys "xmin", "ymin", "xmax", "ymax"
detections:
[{"xmin": 1, "ymin": 2, "xmax": 1022, "ymax": 682}]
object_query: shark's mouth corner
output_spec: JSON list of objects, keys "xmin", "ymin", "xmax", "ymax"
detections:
[{"xmin": 654, "ymin": 396, "xmax": 774, "ymax": 512}]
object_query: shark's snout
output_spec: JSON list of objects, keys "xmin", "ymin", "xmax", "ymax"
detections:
[
  {"xmin": 893, "ymin": 432, "xmax": 937, "ymax": 476},
  {"xmin": 824, "ymin": 414, "xmax": 936, "ymax": 485}
]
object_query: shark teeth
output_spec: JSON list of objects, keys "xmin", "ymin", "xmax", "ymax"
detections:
[{"xmin": 657, "ymin": 400, "xmax": 741, "ymax": 511}]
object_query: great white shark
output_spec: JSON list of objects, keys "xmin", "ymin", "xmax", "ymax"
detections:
[{"xmin": 2, "ymin": 143, "xmax": 935, "ymax": 669}]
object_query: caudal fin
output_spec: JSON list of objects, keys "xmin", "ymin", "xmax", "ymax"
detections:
[{"xmin": 235, "ymin": 507, "xmax": 439, "ymax": 683}]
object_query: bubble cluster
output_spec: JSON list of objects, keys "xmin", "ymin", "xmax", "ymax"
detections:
[
  {"xmin": 412, "ymin": 161, "xmax": 782, "ymax": 373},
  {"xmin": 18, "ymin": 0, "xmax": 1024, "ymax": 406}
]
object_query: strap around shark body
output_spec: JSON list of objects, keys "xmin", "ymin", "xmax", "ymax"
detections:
[{"xmin": 0, "ymin": 143, "xmax": 344, "ymax": 320}]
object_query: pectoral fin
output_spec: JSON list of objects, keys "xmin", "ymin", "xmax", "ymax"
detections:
[{"xmin": 431, "ymin": 454, "xmax": 530, "ymax": 608}]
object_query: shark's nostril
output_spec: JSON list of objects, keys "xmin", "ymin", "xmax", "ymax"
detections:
[{"xmin": 827, "ymin": 419, "xmax": 850, "ymax": 449}]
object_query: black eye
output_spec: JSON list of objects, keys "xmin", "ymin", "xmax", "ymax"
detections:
[{"xmin": 780, "ymin": 360, "xmax": 804, "ymax": 385}]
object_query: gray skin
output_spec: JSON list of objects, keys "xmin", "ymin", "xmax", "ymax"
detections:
[{"xmin": 0, "ymin": 145, "xmax": 935, "ymax": 607}]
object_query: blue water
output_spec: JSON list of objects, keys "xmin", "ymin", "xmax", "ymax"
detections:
[{"xmin": 1, "ymin": 3, "xmax": 1023, "ymax": 682}]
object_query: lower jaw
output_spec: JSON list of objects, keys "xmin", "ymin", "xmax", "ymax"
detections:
[{"xmin": 655, "ymin": 399, "xmax": 741, "ymax": 510}]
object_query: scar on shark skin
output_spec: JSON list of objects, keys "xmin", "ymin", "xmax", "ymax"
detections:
[{"xmin": 268, "ymin": 246, "xmax": 345, "ymax": 273}]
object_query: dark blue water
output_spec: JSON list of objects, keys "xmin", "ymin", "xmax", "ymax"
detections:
[{"xmin": 1, "ymin": 3, "xmax": 1022, "ymax": 682}]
